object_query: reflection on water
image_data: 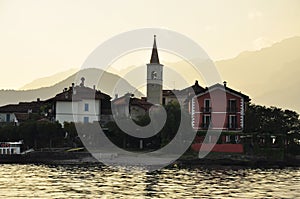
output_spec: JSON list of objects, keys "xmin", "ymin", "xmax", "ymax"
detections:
[{"xmin": 0, "ymin": 164, "xmax": 299, "ymax": 198}]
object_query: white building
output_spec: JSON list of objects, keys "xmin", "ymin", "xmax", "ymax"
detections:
[
  {"xmin": 0, "ymin": 100, "xmax": 46, "ymax": 125},
  {"xmin": 0, "ymin": 141, "xmax": 23, "ymax": 154},
  {"xmin": 52, "ymin": 78, "xmax": 111, "ymax": 125}
]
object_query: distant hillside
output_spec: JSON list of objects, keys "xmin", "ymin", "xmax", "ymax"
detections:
[
  {"xmin": 2, "ymin": 37, "xmax": 299, "ymax": 113},
  {"xmin": 215, "ymin": 36, "xmax": 300, "ymax": 113},
  {"xmin": 19, "ymin": 68, "xmax": 79, "ymax": 90},
  {"xmin": 0, "ymin": 68, "xmax": 143, "ymax": 106}
]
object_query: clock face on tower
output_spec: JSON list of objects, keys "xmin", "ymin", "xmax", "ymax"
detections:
[{"xmin": 151, "ymin": 71, "xmax": 157, "ymax": 79}]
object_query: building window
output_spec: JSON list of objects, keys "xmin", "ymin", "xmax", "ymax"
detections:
[
  {"xmin": 228, "ymin": 115, "xmax": 237, "ymax": 129},
  {"xmin": 6, "ymin": 114, "xmax": 10, "ymax": 122},
  {"xmin": 162, "ymin": 98, "xmax": 166, "ymax": 105},
  {"xmin": 83, "ymin": 117, "xmax": 89, "ymax": 123},
  {"xmin": 84, "ymin": 103, "xmax": 89, "ymax": 112},
  {"xmin": 228, "ymin": 99, "xmax": 237, "ymax": 112},
  {"xmin": 225, "ymin": 135, "xmax": 231, "ymax": 143},
  {"xmin": 202, "ymin": 115, "xmax": 211, "ymax": 128},
  {"xmin": 202, "ymin": 99, "xmax": 211, "ymax": 112}
]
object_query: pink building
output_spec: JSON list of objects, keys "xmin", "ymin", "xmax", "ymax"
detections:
[
  {"xmin": 191, "ymin": 81, "xmax": 250, "ymax": 132},
  {"xmin": 189, "ymin": 81, "xmax": 250, "ymax": 153}
]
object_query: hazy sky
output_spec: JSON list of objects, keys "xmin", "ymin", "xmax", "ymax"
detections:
[{"xmin": 1, "ymin": 0, "xmax": 300, "ymax": 89}]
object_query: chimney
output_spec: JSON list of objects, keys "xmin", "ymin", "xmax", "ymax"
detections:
[
  {"xmin": 195, "ymin": 80, "xmax": 199, "ymax": 86},
  {"xmin": 115, "ymin": 94, "xmax": 118, "ymax": 99},
  {"xmin": 37, "ymin": 98, "xmax": 40, "ymax": 102},
  {"xmin": 93, "ymin": 85, "xmax": 96, "ymax": 90},
  {"xmin": 223, "ymin": 81, "xmax": 227, "ymax": 87}
]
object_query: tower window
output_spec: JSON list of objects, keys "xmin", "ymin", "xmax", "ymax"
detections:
[{"xmin": 151, "ymin": 71, "xmax": 157, "ymax": 79}]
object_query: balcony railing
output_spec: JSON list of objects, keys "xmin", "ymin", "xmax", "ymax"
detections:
[
  {"xmin": 227, "ymin": 123, "xmax": 238, "ymax": 130},
  {"xmin": 227, "ymin": 107, "xmax": 238, "ymax": 113},
  {"xmin": 201, "ymin": 107, "xmax": 212, "ymax": 113},
  {"xmin": 201, "ymin": 123, "xmax": 211, "ymax": 129}
]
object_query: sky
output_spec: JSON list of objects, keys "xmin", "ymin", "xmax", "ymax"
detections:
[{"xmin": 0, "ymin": 0, "xmax": 300, "ymax": 89}]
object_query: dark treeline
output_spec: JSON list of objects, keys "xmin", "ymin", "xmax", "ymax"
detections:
[
  {"xmin": 244, "ymin": 104, "xmax": 300, "ymax": 155},
  {"xmin": 105, "ymin": 101, "xmax": 184, "ymax": 150},
  {"xmin": 245, "ymin": 104, "xmax": 299, "ymax": 134},
  {"xmin": 0, "ymin": 119, "xmax": 82, "ymax": 150}
]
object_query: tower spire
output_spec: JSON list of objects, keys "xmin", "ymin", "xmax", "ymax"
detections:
[{"xmin": 150, "ymin": 35, "xmax": 160, "ymax": 64}]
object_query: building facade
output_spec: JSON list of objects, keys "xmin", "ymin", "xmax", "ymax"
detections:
[
  {"xmin": 191, "ymin": 82, "xmax": 250, "ymax": 132},
  {"xmin": 112, "ymin": 93, "xmax": 152, "ymax": 121},
  {"xmin": 52, "ymin": 79, "xmax": 111, "ymax": 125},
  {"xmin": 0, "ymin": 99, "xmax": 49, "ymax": 125}
]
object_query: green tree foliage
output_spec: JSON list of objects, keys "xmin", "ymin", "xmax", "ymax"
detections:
[
  {"xmin": 0, "ymin": 124, "xmax": 18, "ymax": 141},
  {"xmin": 17, "ymin": 121, "xmax": 37, "ymax": 148},
  {"xmin": 245, "ymin": 104, "xmax": 300, "ymax": 155},
  {"xmin": 160, "ymin": 101, "xmax": 181, "ymax": 145},
  {"xmin": 245, "ymin": 104, "xmax": 300, "ymax": 134},
  {"xmin": 36, "ymin": 121, "xmax": 64, "ymax": 148},
  {"xmin": 0, "ymin": 121, "xmax": 65, "ymax": 149}
]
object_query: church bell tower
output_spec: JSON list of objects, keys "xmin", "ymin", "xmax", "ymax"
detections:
[{"xmin": 147, "ymin": 35, "xmax": 163, "ymax": 104}]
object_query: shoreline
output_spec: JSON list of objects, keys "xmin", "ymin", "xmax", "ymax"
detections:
[{"xmin": 0, "ymin": 151, "xmax": 299, "ymax": 169}]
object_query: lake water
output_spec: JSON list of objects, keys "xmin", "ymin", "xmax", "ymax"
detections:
[{"xmin": 0, "ymin": 164, "xmax": 299, "ymax": 198}]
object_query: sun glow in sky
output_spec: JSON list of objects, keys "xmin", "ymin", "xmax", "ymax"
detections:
[{"xmin": 0, "ymin": 0, "xmax": 300, "ymax": 89}]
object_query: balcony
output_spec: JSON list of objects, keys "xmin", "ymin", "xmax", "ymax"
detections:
[
  {"xmin": 227, "ymin": 123, "xmax": 238, "ymax": 130},
  {"xmin": 227, "ymin": 107, "xmax": 238, "ymax": 113},
  {"xmin": 201, "ymin": 107, "xmax": 212, "ymax": 113},
  {"xmin": 201, "ymin": 123, "xmax": 211, "ymax": 129}
]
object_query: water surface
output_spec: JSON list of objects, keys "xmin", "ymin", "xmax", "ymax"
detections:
[{"xmin": 0, "ymin": 164, "xmax": 299, "ymax": 198}]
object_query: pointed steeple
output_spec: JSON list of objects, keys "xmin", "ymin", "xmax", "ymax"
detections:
[{"xmin": 150, "ymin": 35, "xmax": 160, "ymax": 64}]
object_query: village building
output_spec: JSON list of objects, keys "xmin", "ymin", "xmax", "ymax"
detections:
[
  {"xmin": 190, "ymin": 81, "xmax": 250, "ymax": 132},
  {"xmin": 0, "ymin": 99, "xmax": 49, "ymax": 125},
  {"xmin": 189, "ymin": 81, "xmax": 250, "ymax": 153},
  {"xmin": 111, "ymin": 93, "xmax": 152, "ymax": 121},
  {"xmin": 50, "ymin": 78, "xmax": 112, "ymax": 126}
]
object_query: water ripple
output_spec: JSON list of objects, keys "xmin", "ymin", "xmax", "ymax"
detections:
[{"xmin": 0, "ymin": 165, "xmax": 299, "ymax": 198}]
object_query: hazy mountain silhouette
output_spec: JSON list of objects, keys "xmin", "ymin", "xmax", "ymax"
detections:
[
  {"xmin": 19, "ymin": 68, "xmax": 79, "ymax": 90},
  {"xmin": 0, "ymin": 68, "xmax": 143, "ymax": 106},
  {"xmin": 1, "ymin": 36, "xmax": 299, "ymax": 113},
  {"xmin": 215, "ymin": 36, "xmax": 300, "ymax": 113}
]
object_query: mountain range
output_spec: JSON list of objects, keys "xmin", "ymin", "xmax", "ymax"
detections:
[
  {"xmin": 0, "ymin": 36, "xmax": 299, "ymax": 113},
  {"xmin": 0, "ymin": 68, "xmax": 143, "ymax": 106},
  {"xmin": 215, "ymin": 36, "xmax": 300, "ymax": 113}
]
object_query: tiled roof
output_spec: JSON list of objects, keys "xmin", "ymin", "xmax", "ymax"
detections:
[
  {"xmin": 182, "ymin": 81, "xmax": 250, "ymax": 102},
  {"xmin": 14, "ymin": 113, "xmax": 29, "ymax": 122},
  {"xmin": 180, "ymin": 80, "xmax": 205, "ymax": 96},
  {"xmin": 0, "ymin": 101, "xmax": 46, "ymax": 113},
  {"xmin": 204, "ymin": 83, "xmax": 250, "ymax": 101},
  {"xmin": 163, "ymin": 90, "xmax": 178, "ymax": 97},
  {"xmin": 130, "ymin": 97, "xmax": 152, "ymax": 111},
  {"xmin": 52, "ymin": 85, "xmax": 111, "ymax": 102},
  {"xmin": 112, "ymin": 94, "xmax": 152, "ymax": 111}
]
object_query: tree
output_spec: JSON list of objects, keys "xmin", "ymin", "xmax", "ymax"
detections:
[
  {"xmin": 245, "ymin": 104, "xmax": 300, "ymax": 135},
  {"xmin": 36, "ymin": 121, "xmax": 64, "ymax": 148}
]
